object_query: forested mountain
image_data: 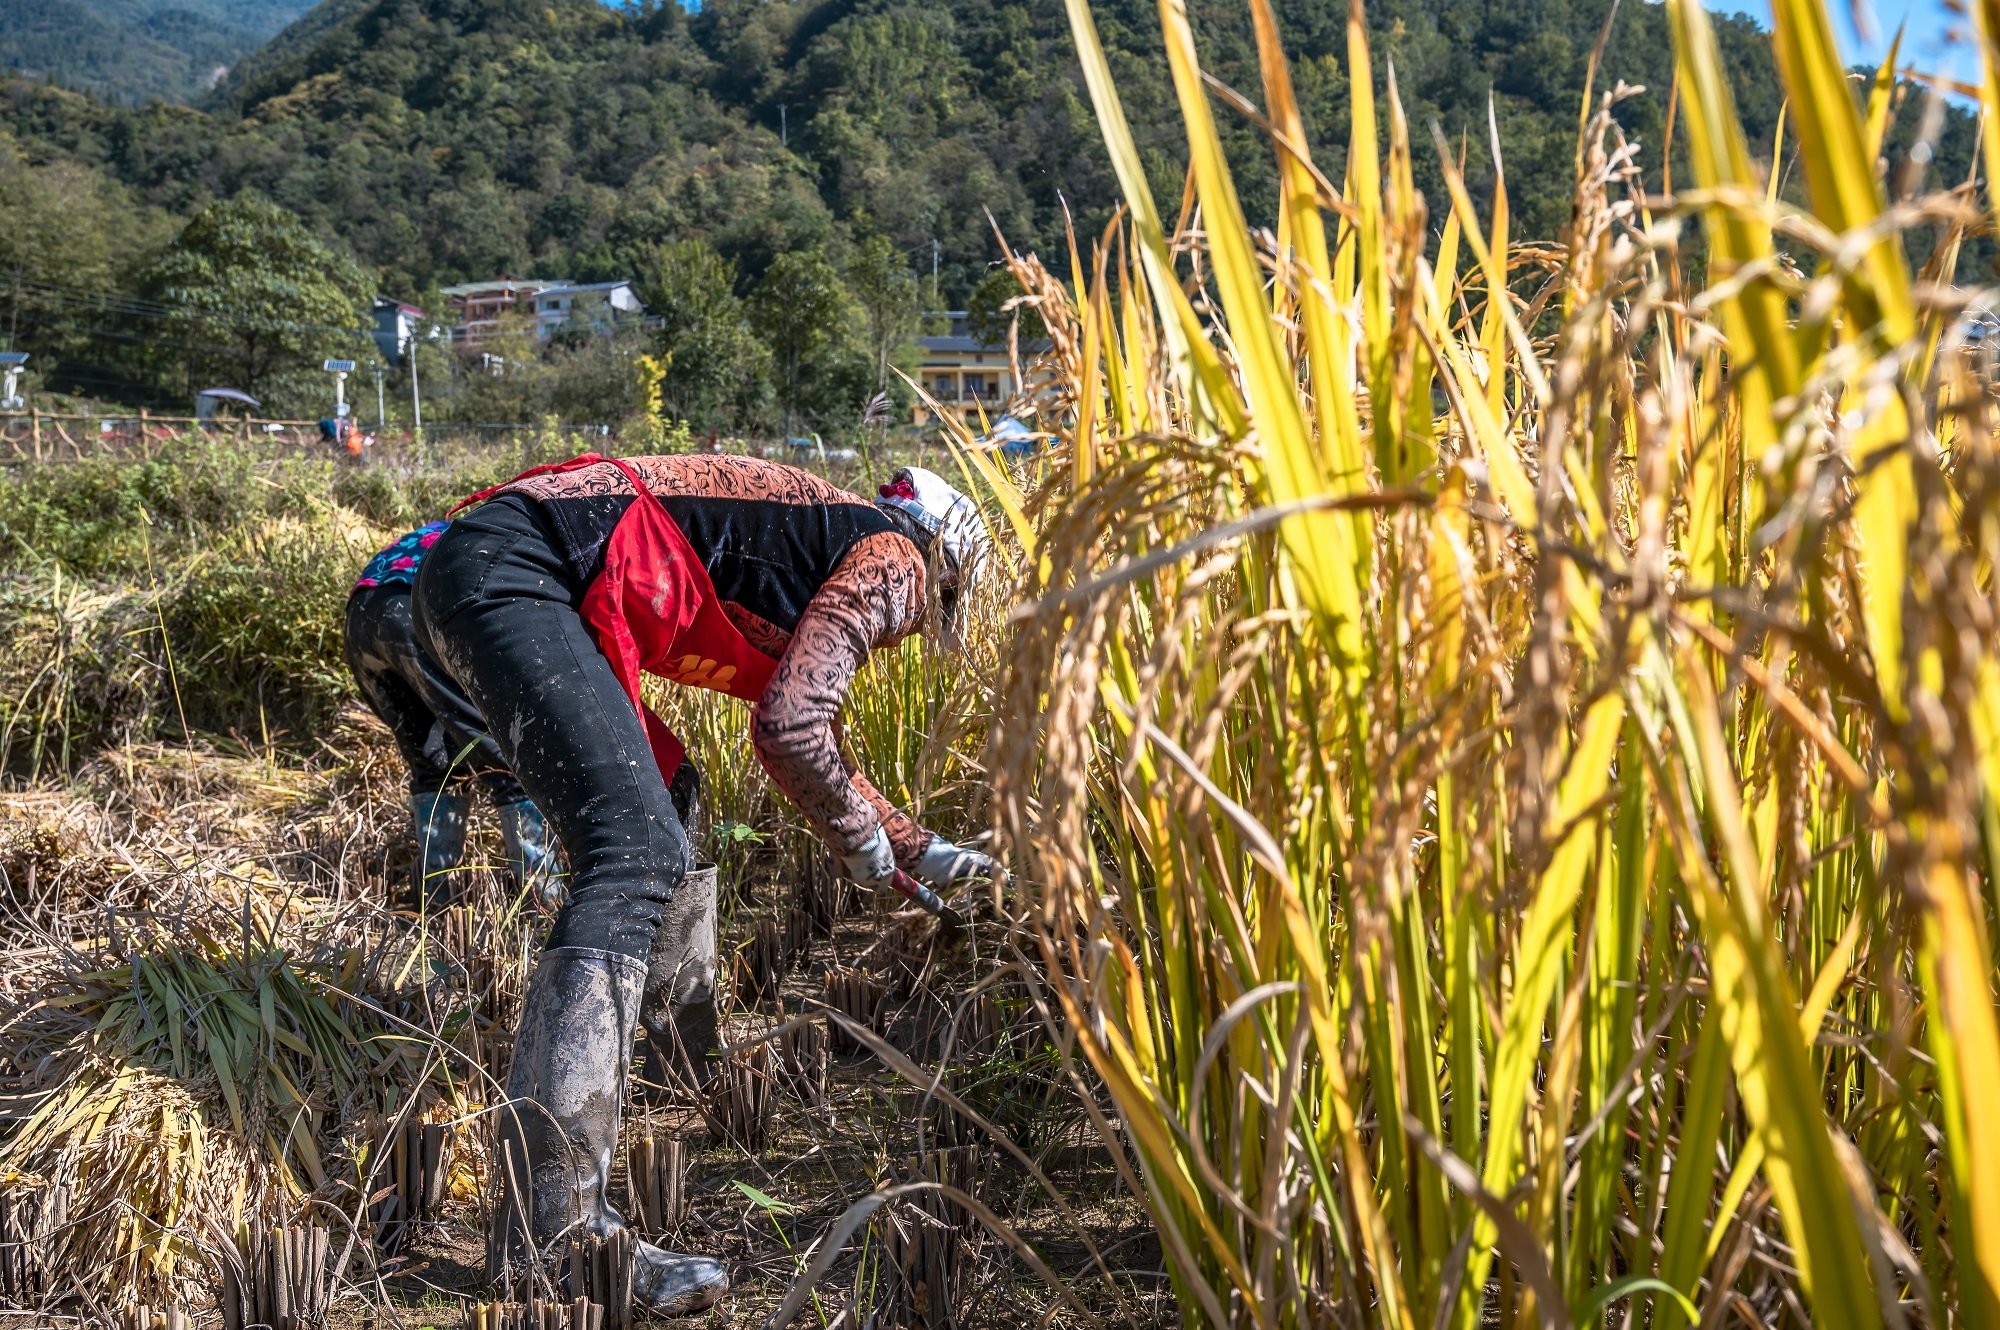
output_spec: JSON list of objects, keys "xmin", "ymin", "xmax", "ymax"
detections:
[
  {"xmin": 3, "ymin": 0, "xmax": 1832, "ymax": 303},
  {"xmin": 0, "ymin": 0, "xmax": 1983, "ymax": 417},
  {"xmin": 0, "ymin": 0, "xmax": 309, "ymax": 104}
]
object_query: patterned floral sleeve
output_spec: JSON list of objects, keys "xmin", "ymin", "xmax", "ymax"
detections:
[
  {"xmin": 750, "ymin": 531, "xmax": 935, "ymax": 868},
  {"xmin": 352, "ymin": 522, "xmax": 448, "ymax": 594}
]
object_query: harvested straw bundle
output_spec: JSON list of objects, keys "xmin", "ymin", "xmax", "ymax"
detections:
[
  {"xmin": 0, "ymin": 1063, "xmax": 262, "ymax": 1301},
  {"xmin": 821, "ymin": 968, "xmax": 885, "ymax": 1053},
  {"xmin": 624, "ymin": 1129, "xmax": 686, "ymax": 1238},
  {"xmin": 0, "ymin": 572, "xmax": 166, "ymax": 778},
  {"xmin": 0, "ymin": 894, "xmax": 441, "ymax": 1301}
]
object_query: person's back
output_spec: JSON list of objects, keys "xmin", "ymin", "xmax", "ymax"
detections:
[{"xmin": 500, "ymin": 453, "xmax": 912, "ymax": 651}]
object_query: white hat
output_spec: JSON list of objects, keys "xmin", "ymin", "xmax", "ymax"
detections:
[{"xmin": 877, "ymin": 466, "xmax": 990, "ymax": 577}]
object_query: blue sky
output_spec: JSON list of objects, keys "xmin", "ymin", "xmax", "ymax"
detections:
[{"xmin": 1716, "ymin": 0, "xmax": 1972, "ymax": 76}]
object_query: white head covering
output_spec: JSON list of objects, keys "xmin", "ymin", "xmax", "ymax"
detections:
[{"xmin": 876, "ymin": 466, "xmax": 990, "ymax": 579}]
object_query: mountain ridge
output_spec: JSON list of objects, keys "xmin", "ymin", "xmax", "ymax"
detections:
[
  {"xmin": 0, "ymin": 0, "xmax": 1981, "ymax": 306},
  {"xmin": 1, "ymin": 0, "xmax": 312, "ymax": 104}
]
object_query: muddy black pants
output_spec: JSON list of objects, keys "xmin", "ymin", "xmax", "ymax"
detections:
[
  {"xmin": 410, "ymin": 495, "xmax": 698, "ymax": 962},
  {"xmin": 345, "ymin": 584, "xmax": 525, "ymax": 803}
]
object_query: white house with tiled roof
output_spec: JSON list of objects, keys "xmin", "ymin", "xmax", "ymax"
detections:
[{"xmin": 530, "ymin": 280, "xmax": 646, "ymax": 341}]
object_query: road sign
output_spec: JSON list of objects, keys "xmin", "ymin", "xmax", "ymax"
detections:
[{"xmin": 323, "ymin": 359, "xmax": 357, "ymax": 373}]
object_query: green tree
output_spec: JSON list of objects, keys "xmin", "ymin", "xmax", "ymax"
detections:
[
  {"xmin": 967, "ymin": 264, "xmax": 1046, "ymax": 348},
  {"xmin": 0, "ymin": 137, "xmax": 168, "ymax": 399},
  {"xmin": 846, "ymin": 234, "xmax": 922, "ymax": 392},
  {"xmin": 437, "ymin": 312, "xmax": 551, "ymax": 425},
  {"xmin": 4, "ymin": 0, "xmax": 1988, "ymax": 355},
  {"xmin": 633, "ymin": 238, "xmax": 769, "ymax": 429},
  {"xmin": 137, "ymin": 197, "xmax": 372, "ymax": 417},
  {"xmin": 751, "ymin": 248, "xmax": 850, "ymax": 438}
]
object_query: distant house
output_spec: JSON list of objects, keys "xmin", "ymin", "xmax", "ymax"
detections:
[
  {"xmin": 440, "ymin": 277, "xmax": 645, "ymax": 350},
  {"xmin": 440, "ymin": 277, "xmax": 560, "ymax": 350},
  {"xmin": 913, "ymin": 312, "xmax": 1016, "ymax": 425},
  {"xmin": 531, "ymin": 280, "xmax": 646, "ymax": 341},
  {"xmin": 372, "ymin": 297, "xmax": 429, "ymax": 363}
]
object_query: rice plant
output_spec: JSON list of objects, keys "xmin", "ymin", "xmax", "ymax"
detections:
[{"xmin": 975, "ymin": 0, "xmax": 2000, "ymax": 1323}]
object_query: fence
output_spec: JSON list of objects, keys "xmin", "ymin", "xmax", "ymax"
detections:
[{"xmin": 0, "ymin": 412, "xmax": 617, "ymax": 464}]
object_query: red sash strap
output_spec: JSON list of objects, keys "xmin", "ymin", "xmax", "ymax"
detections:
[{"xmin": 448, "ymin": 451, "xmax": 608, "ymax": 515}]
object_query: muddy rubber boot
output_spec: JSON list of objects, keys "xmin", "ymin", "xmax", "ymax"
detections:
[
  {"xmin": 502, "ymin": 947, "xmax": 729, "ymax": 1316},
  {"xmin": 639, "ymin": 863, "xmax": 721, "ymax": 1095},
  {"xmin": 408, "ymin": 790, "xmax": 470, "ymax": 909},
  {"xmin": 632, "ymin": 1241, "xmax": 731, "ymax": 1317},
  {"xmin": 497, "ymin": 799, "xmax": 565, "ymax": 910}
]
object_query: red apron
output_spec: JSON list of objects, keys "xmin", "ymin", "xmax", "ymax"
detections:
[{"xmin": 452, "ymin": 453, "xmax": 777, "ymax": 781}]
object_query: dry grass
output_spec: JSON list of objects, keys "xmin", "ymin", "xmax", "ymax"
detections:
[{"xmin": 0, "ymin": 698, "xmax": 1161, "ymax": 1328}]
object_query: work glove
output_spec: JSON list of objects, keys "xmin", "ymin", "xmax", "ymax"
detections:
[
  {"xmin": 914, "ymin": 836, "xmax": 997, "ymax": 889},
  {"xmin": 838, "ymin": 826, "xmax": 897, "ymax": 888}
]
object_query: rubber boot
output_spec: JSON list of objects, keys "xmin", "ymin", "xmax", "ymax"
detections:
[
  {"xmin": 409, "ymin": 790, "xmax": 470, "ymax": 909},
  {"xmin": 639, "ymin": 863, "xmax": 721, "ymax": 1095},
  {"xmin": 502, "ymin": 947, "xmax": 729, "ymax": 1315},
  {"xmin": 497, "ymin": 799, "xmax": 565, "ymax": 911}
]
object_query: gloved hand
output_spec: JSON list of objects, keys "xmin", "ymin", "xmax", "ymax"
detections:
[
  {"xmin": 839, "ymin": 826, "xmax": 896, "ymax": 887},
  {"xmin": 914, "ymin": 836, "xmax": 997, "ymax": 889}
]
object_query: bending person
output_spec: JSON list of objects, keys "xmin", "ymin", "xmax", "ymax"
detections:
[
  {"xmin": 410, "ymin": 454, "xmax": 994, "ymax": 1315},
  {"xmin": 346, "ymin": 522, "xmax": 562, "ymax": 907}
]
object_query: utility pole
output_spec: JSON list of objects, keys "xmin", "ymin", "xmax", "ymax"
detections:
[
  {"xmin": 779, "ymin": 104, "xmax": 788, "ymax": 147},
  {"xmin": 373, "ymin": 363, "xmax": 387, "ymax": 431},
  {"xmin": 408, "ymin": 339, "xmax": 424, "ymax": 448},
  {"xmin": 932, "ymin": 239, "xmax": 941, "ymax": 310}
]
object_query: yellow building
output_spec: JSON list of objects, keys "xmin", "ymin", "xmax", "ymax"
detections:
[{"xmin": 913, "ymin": 312, "xmax": 1016, "ymax": 425}]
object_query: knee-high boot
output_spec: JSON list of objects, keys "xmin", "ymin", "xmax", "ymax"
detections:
[
  {"xmin": 496, "ymin": 798, "xmax": 565, "ymax": 910},
  {"xmin": 502, "ymin": 947, "xmax": 729, "ymax": 1315},
  {"xmin": 639, "ymin": 864, "xmax": 721, "ymax": 1093}
]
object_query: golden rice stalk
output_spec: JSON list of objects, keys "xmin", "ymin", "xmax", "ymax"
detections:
[{"xmin": 984, "ymin": 0, "xmax": 2000, "ymax": 1324}]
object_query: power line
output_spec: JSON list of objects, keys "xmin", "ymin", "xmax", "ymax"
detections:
[
  {"xmin": 0, "ymin": 274, "xmax": 381, "ymax": 341},
  {"xmin": 6, "ymin": 272, "xmax": 376, "ymax": 333},
  {"xmin": 5, "ymin": 319, "xmax": 368, "ymax": 366}
]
